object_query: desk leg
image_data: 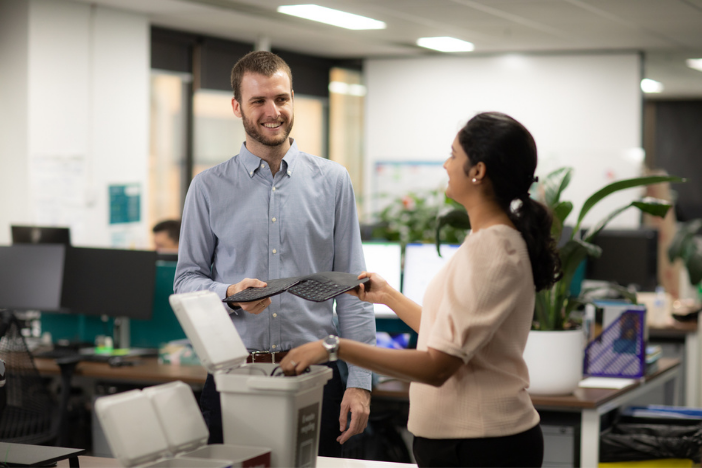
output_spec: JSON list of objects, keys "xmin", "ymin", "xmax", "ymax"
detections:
[
  {"xmin": 581, "ymin": 410, "xmax": 600, "ymax": 468},
  {"xmin": 687, "ymin": 331, "xmax": 699, "ymax": 407}
]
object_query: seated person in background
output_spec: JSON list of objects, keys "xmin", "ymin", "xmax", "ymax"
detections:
[{"xmin": 152, "ymin": 219, "xmax": 181, "ymax": 253}]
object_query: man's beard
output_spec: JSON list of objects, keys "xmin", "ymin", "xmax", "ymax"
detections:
[{"xmin": 241, "ymin": 107, "xmax": 294, "ymax": 147}]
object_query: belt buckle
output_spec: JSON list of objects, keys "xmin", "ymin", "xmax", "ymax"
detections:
[{"xmin": 250, "ymin": 351, "xmax": 271, "ymax": 363}]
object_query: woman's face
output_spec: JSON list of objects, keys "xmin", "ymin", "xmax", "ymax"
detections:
[{"xmin": 444, "ymin": 135, "xmax": 472, "ymax": 203}]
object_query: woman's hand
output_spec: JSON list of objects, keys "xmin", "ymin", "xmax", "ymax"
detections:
[
  {"xmin": 280, "ymin": 341, "xmax": 328, "ymax": 375},
  {"xmin": 226, "ymin": 278, "xmax": 271, "ymax": 314},
  {"xmin": 347, "ymin": 272, "xmax": 392, "ymax": 305}
]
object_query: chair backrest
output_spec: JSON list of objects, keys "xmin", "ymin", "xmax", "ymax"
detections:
[{"xmin": 0, "ymin": 310, "xmax": 58, "ymax": 444}]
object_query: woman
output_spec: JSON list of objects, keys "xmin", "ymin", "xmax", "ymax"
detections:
[{"xmin": 281, "ymin": 112, "xmax": 562, "ymax": 467}]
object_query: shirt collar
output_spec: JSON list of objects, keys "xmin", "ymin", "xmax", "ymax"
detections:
[{"xmin": 240, "ymin": 139, "xmax": 299, "ymax": 178}]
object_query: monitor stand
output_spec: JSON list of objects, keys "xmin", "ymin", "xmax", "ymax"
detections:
[{"xmin": 113, "ymin": 317, "xmax": 130, "ymax": 349}]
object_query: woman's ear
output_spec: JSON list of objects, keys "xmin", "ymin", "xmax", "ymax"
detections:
[{"xmin": 470, "ymin": 162, "xmax": 487, "ymax": 182}]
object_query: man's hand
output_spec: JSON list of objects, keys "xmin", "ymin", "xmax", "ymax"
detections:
[
  {"xmin": 337, "ymin": 387, "xmax": 371, "ymax": 444},
  {"xmin": 226, "ymin": 278, "xmax": 271, "ymax": 314}
]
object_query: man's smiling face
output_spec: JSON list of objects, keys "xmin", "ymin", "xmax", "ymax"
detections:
[{"xmin": 233, "ymin": 70, "xmax": 294, "ymax": 148}]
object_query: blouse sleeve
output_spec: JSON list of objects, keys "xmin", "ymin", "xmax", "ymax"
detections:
[{"xmin": 426, "ymin": 230, "xmax": 527, "ymax": 363}]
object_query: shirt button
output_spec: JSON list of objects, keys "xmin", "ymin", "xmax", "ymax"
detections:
[
  {"xmin": 273, "ymin": 313, "xmax": 277, "ymax": 318},
  {"xmin": 287, "ymin": 170, "xmax": 291, "ymax": 176},
  {"xmin": 272, "ymin": 187, "xmax": 276, "ymax": 191},
  {"xmin": 272, "ymin": 344, "xmax": 277, "ymax": 349},
  {"xmin": 272, "ymin": 249, "xmax": 277, "ymax": 254},
  {"xmin": 249, "ymin": 171, "xmax": 253, "ymax": 176},
  {"xmin": 261, "ymin": 163, "xmax": 265, "ymax": 168},
  {"xmin": 272, "ymin": 217, "xmax": 276, "ymax": 222}
]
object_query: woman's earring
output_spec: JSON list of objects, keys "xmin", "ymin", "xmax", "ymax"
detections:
[{"xmin": 472, "ymin": 178, "xmax": 477, "ymax": 183}]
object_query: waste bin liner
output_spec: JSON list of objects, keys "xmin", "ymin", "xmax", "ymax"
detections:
[{"xmin": 600, "ymin": 407, "xmax": 702, "ymax": 463}]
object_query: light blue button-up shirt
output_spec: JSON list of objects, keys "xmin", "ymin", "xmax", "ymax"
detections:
[{"xmin": 174, "ymin": 140, "xmax": 375, "ymax": 389}]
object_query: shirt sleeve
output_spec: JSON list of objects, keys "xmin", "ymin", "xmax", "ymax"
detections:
[
  {"xmin": 427, "ymin": 231, "xmax": 523, "ymax": 364},
  {"xmin": 174, "ymin": 175, "xmax": 230, "ymax": 301},
  {"xmin": 331, "ymin": 169, "xmax": 376, "ymax": 391}
]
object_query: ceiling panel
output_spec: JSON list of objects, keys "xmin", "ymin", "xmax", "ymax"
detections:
[{"xmin": 67, "ymin": 0, "xmax": 702, "ymax": 94}]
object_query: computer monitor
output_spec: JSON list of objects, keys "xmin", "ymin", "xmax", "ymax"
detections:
[
  {"xmin": 0, "ymin": 245, "xmax": 66, "ymax": 311},
  {"xmin": 60, "ymin": 247, "xmax": 157, "ymax": 320},
  {"xmin": 585, "ymin": 228, "xmax": 659, "ymax": 292},
  {"xmin": 11, "ymin": 225, "xmax": 71, "ymax": 245},
  {"xmin": 361, "ymin": 242, "xmax": 402, "ymax": 317},
  {"xmin": 403, "ymin": 243, "xmax": 460, "ymax": 307}
]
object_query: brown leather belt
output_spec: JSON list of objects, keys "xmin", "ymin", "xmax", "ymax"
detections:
[{"xmin": 246, "ymin": 350, "xmax": 289, "ymax": 364}]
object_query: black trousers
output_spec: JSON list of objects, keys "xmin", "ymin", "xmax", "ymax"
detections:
[
  {"xmin": 413, "ymin": 423, "xmax": 544, "ymax": 468},
  {"xmin": 200, "ymin": 361, "xmax": 345, "ymax": 457}
]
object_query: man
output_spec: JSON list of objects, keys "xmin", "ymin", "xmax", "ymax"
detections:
[
  {"xmin": 152, "ymin": 219, "xmax": 180, "ymax": 253},
  {"xmin": 174, "ymin": 51, "xmax": 375, "ymax": 456}
]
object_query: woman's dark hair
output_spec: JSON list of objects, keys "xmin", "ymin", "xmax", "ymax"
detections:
[{"xmin": 458, "ymin": 112, "xmax": 561, "ymax": 291}]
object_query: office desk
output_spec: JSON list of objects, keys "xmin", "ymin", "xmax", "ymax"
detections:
[
  {"xmin": 34, "ymin": 357, "xmax": 208, "ymax": 386},
  {"xmin": 373, "ymin": 358, "xmax": 681, "ymax": 468},
  {"xmin": 649, "ymin": 320, "xmax": 698, "ymax": 406},
  {"xmin": 58, "ymin": 455, "xmax": 417, "ymax": 467}
]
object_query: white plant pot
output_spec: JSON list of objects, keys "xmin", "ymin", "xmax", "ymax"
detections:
[{"xmin": 523, "ymin": 329, "xmax": 583, "ymax": 395}]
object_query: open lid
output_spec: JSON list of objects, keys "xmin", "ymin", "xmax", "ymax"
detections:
[
  {"xmin": 143, "ymin": 381, "xmax": 209, "ymax": 455},
  {"xmin": 94, "ymin": 390, "xmax": 170, "ymax": 467},
  {"xmin": 169, "ymin": 291, "xmax": 249, "ymax": 373}
]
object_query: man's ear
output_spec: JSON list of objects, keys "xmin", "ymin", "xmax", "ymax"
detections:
[{"xmin": 232, "ymin": 98, "xmax": 242, "ymax": 119}]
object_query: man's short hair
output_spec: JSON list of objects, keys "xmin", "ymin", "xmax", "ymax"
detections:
[
  {"xmin": 152, "ymin": 219, "xmax": 181, "ymax": 243},
  {"xmin": 230, "ymin": 51, "xmax": 293, "ymax": 103}
]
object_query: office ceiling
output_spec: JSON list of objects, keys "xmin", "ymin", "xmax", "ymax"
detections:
[{"xmin": 70, "ymin": 0, "xmax": 702, "ymax": 97}]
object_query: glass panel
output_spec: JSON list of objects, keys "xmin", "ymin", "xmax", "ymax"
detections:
[
  {"xmin": 329, "ymin": 68, "xmax": 365, "ymax": 213},
  {"xmin": 149, "ymin": 72, "xmax": 189, "ymax": 244},
  {"xmin": 193, "ymin": 89, "xmax": 327, "ymax": 175},
  {"xmin": 193, "ymin": 89, "xmax": 246, "ymax": 176}
]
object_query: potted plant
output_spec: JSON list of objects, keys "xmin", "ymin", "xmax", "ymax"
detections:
[{"xmin": 437, "ymin": 167, "xmax": 684, "ymax": 394}]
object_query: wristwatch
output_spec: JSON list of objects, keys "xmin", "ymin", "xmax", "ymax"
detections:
[{"xmin": 322, "ymin": 335, "xmax": 340, "ymax": 362}]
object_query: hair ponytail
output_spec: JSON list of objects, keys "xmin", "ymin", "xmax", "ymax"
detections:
[{"xmin": 509, "ymin": 197, "xmax": 561, "ymax": 291}]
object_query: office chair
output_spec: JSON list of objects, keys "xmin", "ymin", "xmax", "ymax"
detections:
[{"xmin": 0, "ymin": 310, "xmax": 60, "ymax": 445}]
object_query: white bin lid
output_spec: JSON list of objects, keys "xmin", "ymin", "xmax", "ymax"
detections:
[
  {"xmin": 95, "ymin": 390, "xmax": 170, "ymax": 467},
  {"xmin": 143, "ymin": 381, "xmax": 209, "ymax": 455},
  {"xmin": 169, "ymin": 291, "xmax": 249, "ymax": 373}
]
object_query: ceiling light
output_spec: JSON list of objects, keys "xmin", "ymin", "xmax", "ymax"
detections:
[
  {"xmin": 277, "ymin": 4, "xmax": 386, "ymax": 30},
  {"xmin": 641, "ymin": 78, "xmax": 663, "ymax": 93},
  {"xmin": 686, "ymin": 58, "xmax": 702, "ymax": 72},
  {"xmin": 416, "ymin": 37, "xmax": 474, "ymax": 53}
]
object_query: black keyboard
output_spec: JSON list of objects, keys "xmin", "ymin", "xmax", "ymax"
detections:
[
  {"xmin": 288, "ymin": 279, "xmax": 353, "ymax": 302},
  {"xmin": 223, "ymin": 271, "xmax": 369, "ymax": 304}
]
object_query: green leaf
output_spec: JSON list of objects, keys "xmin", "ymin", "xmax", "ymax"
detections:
[
  {"xmin": 551, "ymin": 201, "xmax": 574, "ymax": 241},
  {"xmin": 582, "ymin": 198, "xmax": 672, "ymax": 242},
  {"xmin": 684, "ymin": 238, "xmax": 702, "ymax": 285},
  {"xmin": 435, "ymin": 209, "xmax": 470, "ymax": 256},
  {"xmin": 631, "ymin": 198, "xmax": 673, "ymax": 218},
  {"xmin": 668, "ymin": 219, "xmax": 702, "ymax": 262},
  {"xmin": 574, "ymin": 175, "xmax": 685, "ymax": 234},
  {"xmin": 542, "ymin": 167, "xmax": 573, "ymax": 208}
]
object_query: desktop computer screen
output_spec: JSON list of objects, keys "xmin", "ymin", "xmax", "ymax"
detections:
[
  {"xmin": 11, "ymin": 225, "xmax": 71, "ymax": 245},
  {"xmin": 60, "ymin": 247, "xmax": 157, "ymax": 320},
  {"xmin": 403, "ymin": 243, "xmax": 460, "ymax": 307},
  {"xmin": 361, "ymin": 242, "xmax": 402, "ymax": 317},
  {"xmin": 585, "ymin": 228, "xmax": 659, "ymax": 292},
  {"xmin": 0, "ymin": 244, "xmax": 66, "ymax": 311}
]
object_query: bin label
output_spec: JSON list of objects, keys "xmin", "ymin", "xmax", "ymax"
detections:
[{"xmin": 296, "ymin": 403, "xmax": 319, "ymax": 468}]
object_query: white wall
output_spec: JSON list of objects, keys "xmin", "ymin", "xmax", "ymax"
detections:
[
  {"xmin": 0, "ymin": 0, "xmax": 30, "ymax": 244},
  {"xmin": 364, "ymin": 53, "xmax": 643, "ymax": 229},
  {"xmin": 0, "ymin": 0, "xmax": 149, "ymax": 248}
]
